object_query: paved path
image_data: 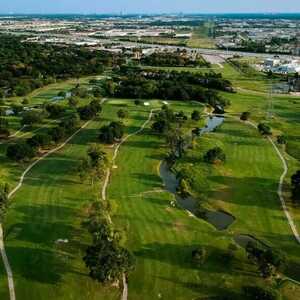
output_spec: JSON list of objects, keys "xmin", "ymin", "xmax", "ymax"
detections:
[
  {"xmin": 100, "ymin": 108, "xmax": 158, "ymax": 300},
  {"xmin": 0, "ymin": 120, "xmax": 91, "ymax": 300}
]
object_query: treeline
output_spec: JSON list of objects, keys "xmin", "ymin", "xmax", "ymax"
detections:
[
  {"xmin": 141, "ymin": 52, "xmax": 210, "ymax": 67},
  {"xmin": 101, "ymin": 67, "xmax": 232, "ymax": 110},
  {"xmin": 0, "ymin": 34, "xmax": 125, "ymax": 97},
  {"xmin": 6, "ymin": 99, "xmax": 102, "ymax": 162}
]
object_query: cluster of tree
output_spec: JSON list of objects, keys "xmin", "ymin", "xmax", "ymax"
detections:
[
  {"xmin": 141, "ymin": 52, "xmax": 210, "ymax": 67},
  {"xmin": 99, "ymin": 122, "xmax": 124, "ymax": 144},
  {"xmin": 203, "ymin": 147, "xmax": 226, "ymax": 164},
  {"xmin": 0, "ymin": 117, "xmax": 10, "ymax": 139},
  {"xmin": 102, "ymin": 67, "xmax": 232, "ymax": 110},
  {"xmin": 83, "ymin": 201, "xmax": 135, "ymax": 283},
  {"xmin": 152, "ymin": 106, "xmax": 188, "ymax": 134},
  {"xmin": 291, "ymin": 170, "xmax": 300, "ymax": 204},
  {"xmin": 246, "ymin": 241, "xmax": 285, "ymax": 279},
  {"xmin": 77, "ymin": 144, "xmax": 107, "ymax": 185},
  {"xmin": 0, "ymin": 34, "xmax": 125, "ymax": 97},
  {"xmin": 6, "ymin": 113, "xmax": 80, "ymax": 161},
  {"xmin": 45, "ymin": 103, "xmax": 66, "ymax": 118},
  {"xmin": 21, "ymin": 110, "xmax": 43, "ymax": 126},
  {"xmin": 258, "ymin": 123, "xmax": 272, "ymax": 136},
  {"xmin": 77, "ymin": 99, "xmax": 102, "ymax": 120}
]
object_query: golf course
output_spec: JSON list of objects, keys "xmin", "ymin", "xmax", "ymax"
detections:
[{"xmin": 0, "ymin": 56, "xmax": 300, "ymax": 300}]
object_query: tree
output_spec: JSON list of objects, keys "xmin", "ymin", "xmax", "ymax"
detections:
[
  {"xmin": 78, "ymin": 144, "xmax": 107, "ymax": 185},
  {"xmin": 240, "ymin": 111, "xmax": 251, "ymax": 121},
  {"xmin": 84, "ymin": 237, "xmax": 135, "ymax": 283},
  {"xmin": 78, "ymin": 100, "xmax": 102, "ymax": 120},
  {"xmin": 21, "ymin": 111, "xmax": 43, "ymax": 126},
  {"xmin": 60, "ymin": 114, "xmax": 80, "ymax": 132},
  {"xmin": 291, "ymin": 170, "xmax": 300, "ymax": 203},
  {"xmin": 191, "ymin": 110, "xmax": 201, "ymax": 121},
  {"xmin": 45, "ymin": 104, "xmax": 65, "ymax": 118},
  {"xmin": 117, "ymin": 109, "xmax": 128, "ymax": 119},
  {"xmin": 277, "ymin": 135, "xmax": 286, "ymax": 145},
  {"xmin": 83, "ymin": 216, "xmax": 135, "ymax": 283},
  {"xmin": 246, "ymin": 242, "xmax": 285, "ymax": 279},
  {"xmin": 49, "ymin": 126, "xmax": 66, "ymax": 143},
  {"xmin": 204, "ymin": 147, "xmax": 226, "ymax": 164},
  {"xmin": 27, "ymin": 133, "xmax": 52, "ymax": 150},
  {"xmin": 99, "ymin": 122, "xmax": 124, "ymax": 144},
  {"xmin": 258, "ymin": 123, "xmax": 272, "ymax": 136},
  {"xmin": 6, "ymin": 143, "xmax": 36, "ymax": 161}
]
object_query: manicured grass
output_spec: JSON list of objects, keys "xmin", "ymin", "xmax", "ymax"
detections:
[
  {"xmin": 105, "ymin": 101, "xmax": 285, "ymax": 299},
  {"xmin": 174, "ymin": 118, "xmax": 300, "ymax": 297}
]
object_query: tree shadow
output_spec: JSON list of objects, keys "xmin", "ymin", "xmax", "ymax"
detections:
[{"xmin": 7, "ymin": 246, "xmax": 69, "ymax": 284}]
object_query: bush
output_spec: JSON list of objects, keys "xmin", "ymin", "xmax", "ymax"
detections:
[{"xmin": 204, "ymin": 147, "xmax": 226, "ymax": 164}]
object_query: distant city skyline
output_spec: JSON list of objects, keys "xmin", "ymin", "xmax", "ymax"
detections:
[{"xmin": 1, "ymin": 0, "xmax": 300, "ymax": 14}]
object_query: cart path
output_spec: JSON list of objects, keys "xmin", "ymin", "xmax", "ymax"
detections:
[{"xmin": 100, "ymin": 108, "xmax": 158, "ymax": 300}]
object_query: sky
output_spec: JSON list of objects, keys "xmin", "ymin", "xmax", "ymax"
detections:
[{"xmin": 0, "ymin": 0, "xmax": 300, "ymax": 14}]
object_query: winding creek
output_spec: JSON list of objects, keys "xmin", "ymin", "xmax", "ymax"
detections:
[
  {"xmin": 159, "ymin": 114, "xmax": 273, "ymax": 251},
  {"xmin": 159, "ymin": 115, "xmax": 235, "ymax": 231}
]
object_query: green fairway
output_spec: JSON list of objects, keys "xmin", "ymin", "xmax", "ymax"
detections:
[{"xmin": 0, "ymin": 60, "xmax": 300, "ymax": 300}]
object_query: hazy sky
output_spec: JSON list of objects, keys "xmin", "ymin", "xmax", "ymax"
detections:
[{"xmin": 1, "ymin": 0, "xmax": 300, "ymax": 14}]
